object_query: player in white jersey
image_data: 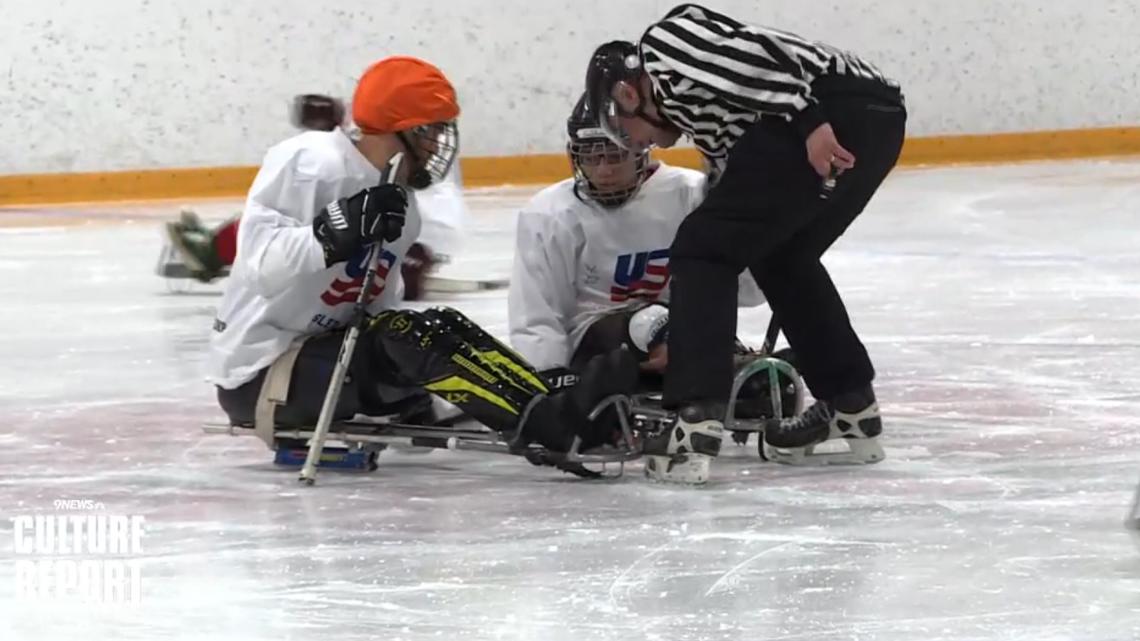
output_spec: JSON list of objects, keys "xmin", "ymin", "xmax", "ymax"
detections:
[
  {"xmin": 511, "ymin": 93, "xmax": 706, "ymax": 376},
  {"xmin": 508, "ymin": 94, "xmax": 799, "ymax": 482},
  {"xmin": 163, "ymin": 93, "xmax": 469, "ymax": 300},
  {"xmin": 207, "ymin": 57, "xmax": 636, "ymax": 457}
]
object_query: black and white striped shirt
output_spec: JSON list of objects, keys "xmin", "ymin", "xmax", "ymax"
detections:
[{"xmin": 640, "ymin": 4, "xmax": 900, "ymax": 169}]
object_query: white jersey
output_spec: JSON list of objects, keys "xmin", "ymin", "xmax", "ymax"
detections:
[
  {"xmin": 508, "ymin": 162, "xmax": 764, "ymax": 370},
  {"xmin": 206, "ymin": 129, "xmax": 420, "ymax": 389}
]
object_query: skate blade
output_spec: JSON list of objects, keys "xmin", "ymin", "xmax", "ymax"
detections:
[
  {"xmin": 763, "ymin": 436, "xmax": 885, "ymax": 466},
  {"xmin": 644, "ymin": 453, "xmax": 713, "ymax": 485}
]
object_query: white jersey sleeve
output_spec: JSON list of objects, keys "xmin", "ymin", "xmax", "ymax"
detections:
[
  {"xmin": 237, "ymin": 145, "xmax": 331, "ymax": 298},
  {"xmin": 507, "ymin": 206, "xmax": 580, "ymax": 370}
]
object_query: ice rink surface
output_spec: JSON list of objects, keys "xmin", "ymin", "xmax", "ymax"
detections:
[{"xmin": 2, "ymin": 159, "xmax": 1139, "ymax": 640}]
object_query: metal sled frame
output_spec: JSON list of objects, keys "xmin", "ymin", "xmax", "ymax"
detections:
[
  {"xmin": 725, "ymin": 356, "xmax": 806, "ymax": 433},
  {"xmin": 619, "ymin": 355, "xmax": 808, "ymax": 459},
  {"xmin": 202, "ymin": 394, "xmax": 650, "ymax": 479},
  {"xmin": 719, "ymin": 352, "xmax": 886, "ymax": 466}
]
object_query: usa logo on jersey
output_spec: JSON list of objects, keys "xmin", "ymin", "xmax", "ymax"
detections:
[
  {"xmin": 320, "ymin": 246, "xmax": 397, "ymax": 306},
  {"xmin": 611, "ymin": 249, "xmax": 670, "ymax": 302}
]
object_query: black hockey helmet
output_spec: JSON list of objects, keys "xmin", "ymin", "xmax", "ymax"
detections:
[
  {"xmin": 567, "ymin": 92, "xmax": 649, "ymax": 209},
  {"xmin": 583, "ymin": 40, "xmax": 670, "ymax": 151}
]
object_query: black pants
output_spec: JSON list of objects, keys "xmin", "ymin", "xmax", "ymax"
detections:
[
  {"xmin": 217, "ymin": 330, "xmax": 410, "ymax": 428},
  {"xmin": 216, "ymin": 308, "xmax": 537, "ymax": 430},
  {"xmin": 217, "ymin": 308, "xmax": 640, "ymax": 452},
  {"xmin": 663, "ymin": 92, "xmax": 907, "ymax": 409}
]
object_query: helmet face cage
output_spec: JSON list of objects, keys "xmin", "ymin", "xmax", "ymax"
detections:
[
  {"xmin": 402, "ymin": 121, "xmax": 459, "ymax": 190},
  {"xmin": 568, "ymin": 136, "xmax": 649, "ymax": 208}
]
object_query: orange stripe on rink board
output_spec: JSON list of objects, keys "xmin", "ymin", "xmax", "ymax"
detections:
[
  {"xmin": 898, "ymin": 127, "xmax": 1140, "ymax": 165},
  {"xmin": 0, "ymin": 166, "xmax": 259, "ymax": 206},
  {"xmin": 1, "ymin": 127, "xmax": 1139, "ymax": 207}
]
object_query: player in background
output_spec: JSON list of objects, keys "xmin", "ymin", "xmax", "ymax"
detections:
[
  {"xmin": 164, "ymin": 94, "xmax": 469, "ymax": 300},
  {"xmin": 207, "ymin": 57, "xmax": 636, "ymax": 458}
]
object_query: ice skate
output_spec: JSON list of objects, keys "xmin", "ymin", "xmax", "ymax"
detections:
[
  {"xmin": 763, "ymin": 384, "xmax": 884, "ymax": 465},
  {"xmin": 643, "ymin": 402, "xmax": 725, "ymax": 485}
]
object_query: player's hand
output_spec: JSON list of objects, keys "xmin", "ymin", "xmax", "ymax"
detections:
[
  {"xmin": 360, "ymin": 184, "xmax": 408, "ymax": 242},
  {"xmin": 313, "ymin": 184, "xmax": 408, "ymax": 266},
  {"xmin": 805, "ymin": 123, "xmax": 855, "ymax": 178}
]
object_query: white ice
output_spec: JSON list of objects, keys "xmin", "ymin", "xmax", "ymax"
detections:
[{"xmin": 2, "ymin": 159, "xmax": 1139, "ymax": 641}]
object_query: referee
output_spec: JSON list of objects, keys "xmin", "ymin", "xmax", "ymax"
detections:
[{"xmin": 584, "ymin": 3, "xmax": 906, "ymax": 482}]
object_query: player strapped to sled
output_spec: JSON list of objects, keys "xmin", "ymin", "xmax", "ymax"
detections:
[
  {"xmin": 202, "ymin": 393, "xmax": 651, "ymax": 479},
  {"xmin": 199, "ymin": 342, "xmax": 884, "ymax": 478}
]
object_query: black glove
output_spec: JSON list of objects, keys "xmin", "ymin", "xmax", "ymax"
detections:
[{"xmin": 313, "ymin": 184, "xmax": 407, "ymax": 266}]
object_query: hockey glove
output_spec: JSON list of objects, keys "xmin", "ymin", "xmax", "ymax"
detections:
[{"xmin": 313, "ymin": 184, "xmax": 408, "ymax": 266}]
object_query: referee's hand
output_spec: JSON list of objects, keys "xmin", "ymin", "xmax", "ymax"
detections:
[{"xmin": 806, "ymin": 123, "xmax": 856, "ymax": 178}]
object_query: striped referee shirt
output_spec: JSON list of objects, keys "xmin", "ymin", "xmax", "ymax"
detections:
[{"xmin": 640, "ymin": 4, "xmax": 900, "ymax": 170}]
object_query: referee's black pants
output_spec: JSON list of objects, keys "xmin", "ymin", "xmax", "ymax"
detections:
[{"xmin": 663, "ymin": 91, "xmax": 907, "ymax": 411}]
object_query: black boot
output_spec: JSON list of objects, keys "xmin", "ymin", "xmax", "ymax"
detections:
[{"xmin": 515, "ymin": 349, "xmax": 639, "ymax": 452}]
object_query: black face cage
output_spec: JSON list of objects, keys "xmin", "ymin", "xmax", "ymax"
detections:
[
  {"xmin": 569, "ymin": 138, "xmax": 649, "ymax": 208},
  {"xmin": 399, "ymin": 121, "xmax": 459, "ymax": 190}
]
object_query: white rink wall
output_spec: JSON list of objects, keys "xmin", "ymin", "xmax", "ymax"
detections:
[{"xmin": 4, "ymin": 0, "xmax": 1138, "ymax": 174}]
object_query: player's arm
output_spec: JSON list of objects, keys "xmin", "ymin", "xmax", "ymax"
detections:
[
  {"xmin": 236, "ymin": 149, "xmax": 329, "ymax": 297},
  {"xmin": 641, "ymin": 5, "xmax": 820, "ymax": 131},
  {"xmin": 239, "ymin": 148, "xmax": 406, "ymax": 298},
  {"xmin": 507, "ymin": 210, "xmax": 578, "ymax": 371}
]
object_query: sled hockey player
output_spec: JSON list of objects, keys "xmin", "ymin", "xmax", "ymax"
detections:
[
  {"xmin": 206, "ymin": 56, "xmax": 637, "ymax": 470},
  {"xmin": 508, "ymin": 93, "xmax": 799, "ymax": 483},
  {"xmin": 163, "ymin": 93, "xmax": 470, "ymax": 300}
]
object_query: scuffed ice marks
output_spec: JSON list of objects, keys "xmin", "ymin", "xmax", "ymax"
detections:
[{"xmin": 2, "ymin": 161, "xmax": 1140, "ymax": 641}]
